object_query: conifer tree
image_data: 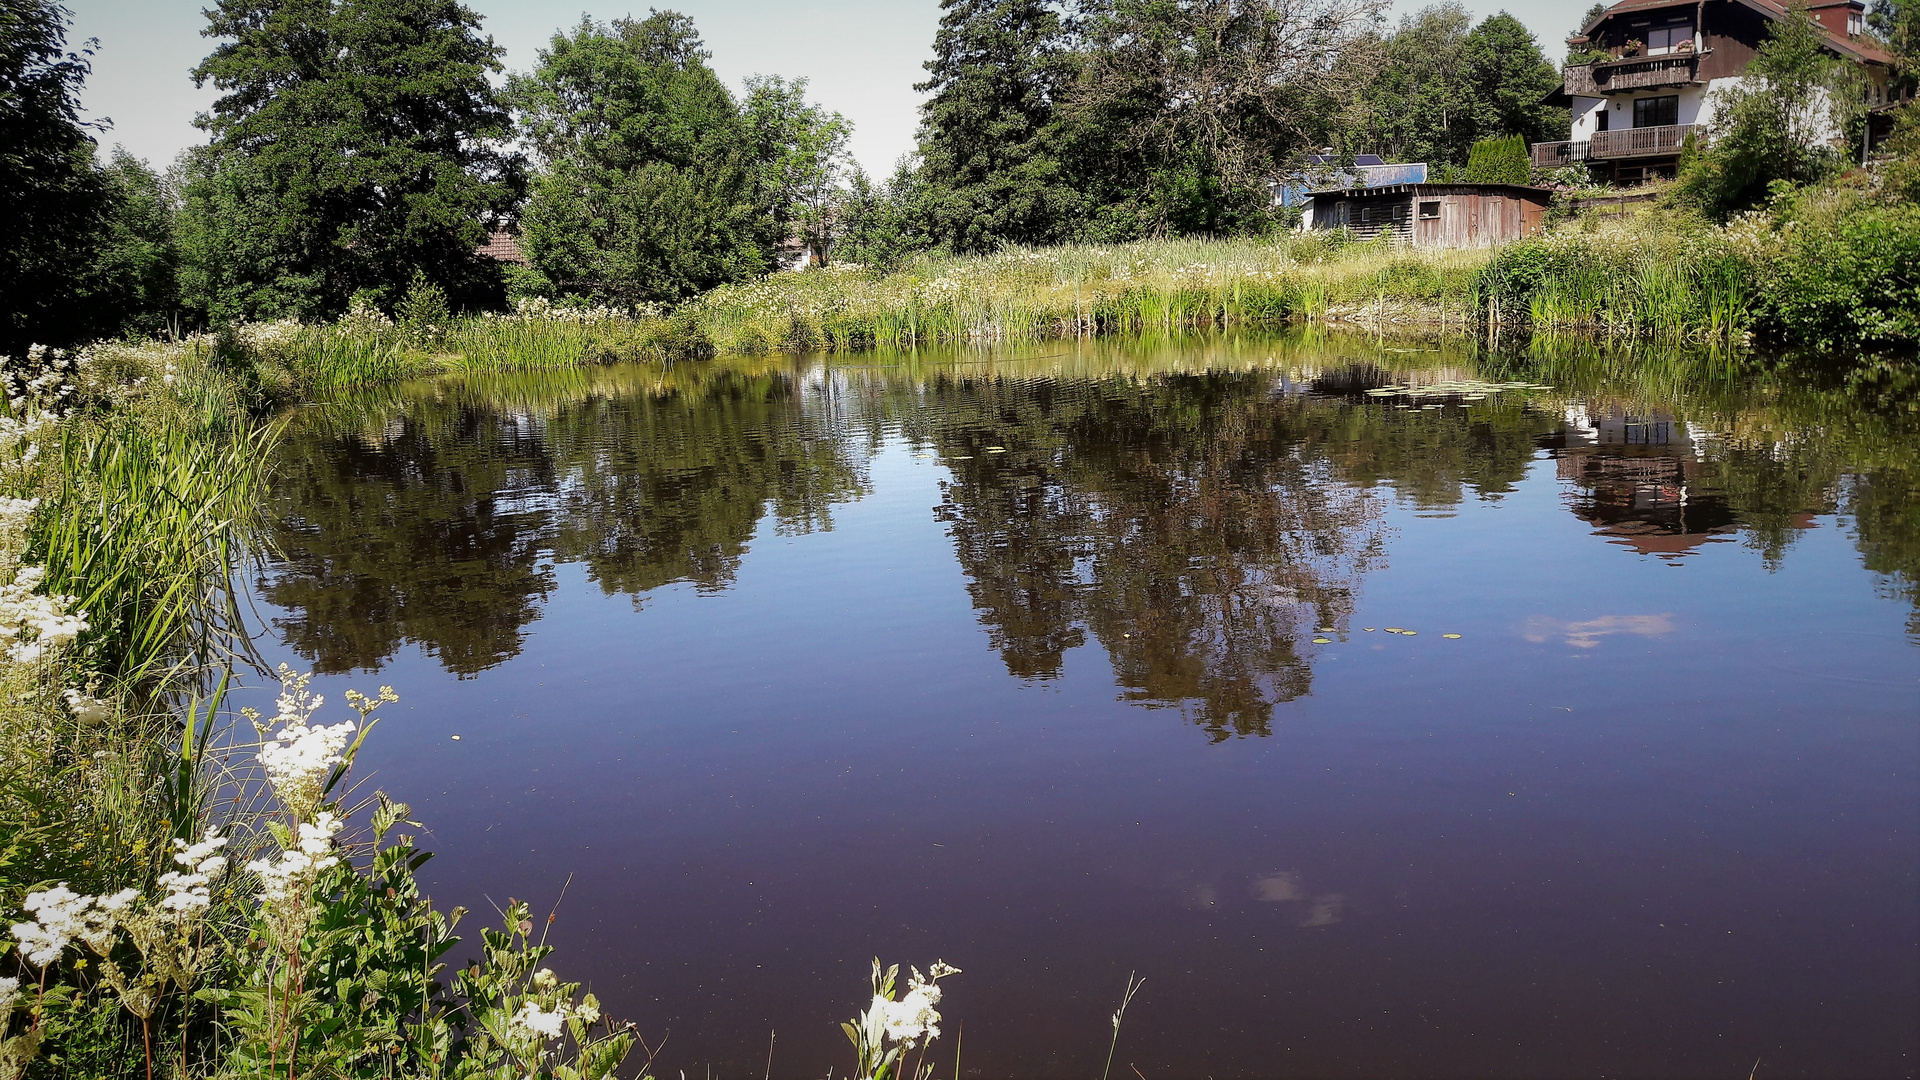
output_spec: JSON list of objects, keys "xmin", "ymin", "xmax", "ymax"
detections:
[
  {"xmin": 183, "ymin": 0, "xmax": 520, "ymax": 321},
  {"xmin": 914, "ymin": 0, "xmax": 1077, "ymax": 252}
]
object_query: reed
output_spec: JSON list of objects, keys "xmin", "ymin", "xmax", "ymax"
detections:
[{"xmin": 684, "ymin": 235, "xmax": 1492, "ymax": 353}]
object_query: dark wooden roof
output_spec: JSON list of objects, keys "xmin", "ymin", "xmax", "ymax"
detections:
[
  {"xmin": 1304, "ymin": 183, "xmax": 1554, "ymax": 202},
  {"xmin": 478, "ymin": 230, "xmax": 527, "ymax": 265}
]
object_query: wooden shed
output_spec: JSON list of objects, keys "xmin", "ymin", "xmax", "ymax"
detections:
[{"xmin": 1303, "ymin": 183, "xmax": 1552, "ymax": 248}]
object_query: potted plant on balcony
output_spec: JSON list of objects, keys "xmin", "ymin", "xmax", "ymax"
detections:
[
  {"xmin": 1623, "ymin": 37, "xmax": 1643, "ymax": 56},
  {"xmin": 1675, "ymin": 37, "xmax": 1694, "ymax": 54}
]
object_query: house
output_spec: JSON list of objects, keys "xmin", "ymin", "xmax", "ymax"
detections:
[
  {"xmin": 1302, "ymin": 183, "xmax": 1552, "ymax": 246},
  {"xmin": 1271, "ymin": 155, "xmax": 1430, "ymax": 208},
  {"xmin": 1535, "ymin": 0, "xmax": 1896, "ymax": 184}
]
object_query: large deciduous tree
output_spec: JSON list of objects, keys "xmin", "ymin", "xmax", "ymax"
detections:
[
  {"xmin": 1073, "ymin": 0, "xmax": 1387, "ymax": 230},
  {"xmin": 1, "ymin": 0, "xmax": 109, "ymax": 351},
  {"xmin": 183, "ymin": 0, "xmax": 520, "ymax": 322},
  {"xmin": 742, "ymin": 75, "xmax": 853, "ymax": 266},
  {"xmin": 1361, "ymin": 4, "xmax": 1563, "ymax": 168},
  {"xmin": 508, "ymin": 12, "xmax": 772, "ymax": 303}
]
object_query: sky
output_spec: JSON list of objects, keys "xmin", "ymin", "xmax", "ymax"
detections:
[{"xmin": 68, "ymin": 0, "xmax": 1595, "ymax": 177}]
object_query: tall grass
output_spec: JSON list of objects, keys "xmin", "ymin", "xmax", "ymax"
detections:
[{"xmin": 685, "ymin": 235, "xmax": 1491, "ymax": 352}]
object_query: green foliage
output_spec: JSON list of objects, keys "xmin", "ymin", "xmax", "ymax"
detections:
[
  {"xmin": 183, "ymin": 0, "xmax": 521, "ymax": 323},
  {"xmin": 742, "ymin": 75, "xmax": 854, "ymax": 265},
  {"xmin": 1362, "ymin": 4, "xmax": 1566, "ymax": 168},
  {"xmin": 913, "ymin": 0, "xmax": 1079, "ymax": 252},
  {"xmin": 0, "ymin": 0, "xmax": 114, "ymax": 352},
  {"xmin": 1673, "ymin": 7, "xmax": 1858, "ymax": 218},
  {"xmin": 1464, "ymin": 134, "xmax": 1532, "ymax": 184},
  {"xmin": 508, "ymin": 13, "xmax": 774, "ymax": 303},
  {"xmin": 1758, "ymin": 192, "xmax": 1920, "ymax": 347}
]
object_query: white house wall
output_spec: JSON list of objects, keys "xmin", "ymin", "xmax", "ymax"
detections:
[{"xmin": 1569, "ymin": 96, "xmax": 1606, "ymax": 140}]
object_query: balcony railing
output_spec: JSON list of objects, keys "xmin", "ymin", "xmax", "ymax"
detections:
[
  {"xmin": 1532, "ymin": 140, "xmax": 1592, "ymax": 168},
  {"xmin": 1532, "ymin": 125, "xmax": 1702, "ymax": 168},
  {"xmin": 1562, "ymin": 52, "xmax": 1705, "ymax": 96},
  {"xmin": 1590, "ymin": 123, "xmax": 1701, "ymax": 159}
]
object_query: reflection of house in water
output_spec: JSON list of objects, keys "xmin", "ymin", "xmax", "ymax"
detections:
[{"xmin": 1541, "ymin": 404, "xmax": 1741, "ymax": 559}]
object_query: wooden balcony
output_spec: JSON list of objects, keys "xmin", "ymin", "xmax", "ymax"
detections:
[
  {"xmin": 1590, "ymin": 123, "xmax": 1701, "ymax": 160},
  {"xmin": 1532, "ymin": 140, "xmax": 1592, "ymax": 169},
  {"xmin": 1562, "ymin": 52, "xmax": 1705, "ymax": 96},
  {"xmin": 1531, "ymin": 124, "xmax": 1701, "ymax": 169}
]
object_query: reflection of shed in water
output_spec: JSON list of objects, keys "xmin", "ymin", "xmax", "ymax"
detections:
[{"xmin": 1541, "ymin": 404, "xmax": 1740, "ymax": 559}]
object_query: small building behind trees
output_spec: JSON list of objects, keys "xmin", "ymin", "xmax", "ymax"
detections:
[{"xmin": 1301, "ymin": 183, "xmax": 1552, "ymax": 247}]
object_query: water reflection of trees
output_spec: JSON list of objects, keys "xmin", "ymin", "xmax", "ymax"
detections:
[
  {"xmin": 913, "ymin": 373, "xmax": 1393, "ymax": 740},
  {"xmin": 260, "ymin": 334, "xmax": 1920, "ymax": 687},
  {"xmin": 260, "ymin": 365, "xmax": 870, "ymax": 676}
]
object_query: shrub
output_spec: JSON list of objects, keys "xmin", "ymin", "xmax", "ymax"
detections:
[
  {"xmin": 1759, "ymin": 196, "xmax": 1920, "ymax": 348},
  {"xmin": 1464, "ymin": 135, "xmax": 1532, "ymax": 186}
]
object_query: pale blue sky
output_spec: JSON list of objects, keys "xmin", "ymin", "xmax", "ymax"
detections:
[{"xmin": 70, "ymin": 0, "xmax": 1592, "ymax": 177}]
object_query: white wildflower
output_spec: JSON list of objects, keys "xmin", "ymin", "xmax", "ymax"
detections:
[
  {"xmin": 511, "ymin": 1002, "xmax": 567, "ymax": 1040},
  {"xmin": 63, "ymin": 687, "xmax": 112, "ymax": 724},
  {"xmin": 255, "ymin": 667, "xmax": 354, "ymax": 810},
  {"xmin": 245, "ymin": 810, "xmax": 341, "ymax": 903},
  {"xmin": 10, "ymin": 884, "xmax": 88, "ymax": 967},
  {"xmin": 0, "ymin": 975, "xmax": 18, "ymax": 1017}
]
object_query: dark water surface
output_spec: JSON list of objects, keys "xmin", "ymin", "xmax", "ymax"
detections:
[{"xmin": 251, "ymin": 333, "xmax": 1919, "ymax": 1079}]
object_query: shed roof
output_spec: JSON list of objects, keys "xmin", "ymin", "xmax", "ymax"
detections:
[{"xmin": 1304, "ymin": 182, "xmax": 1554, "ymax": 202}]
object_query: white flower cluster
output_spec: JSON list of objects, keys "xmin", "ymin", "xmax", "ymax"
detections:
[
  {"xmin": 62, "ymin": 686, "xmax": 112, "ymax": 724},
  {"xmin": 0, "ymin": 563, "xmax": 88, "ymax": 664},
  {"xmin": 255, "ymin": 668, "xmax": 355, "ymax": 810},
  {"xmin": 0, "ymin": 975, "xmax": 18, "ymax": 1017},
  {"xmin": 157, "ymin": 832, "xmax": 230, "ymax": 914},
  {"xmin": 7, "ymin": 884, "xmax": 135, "ymax": 968},
  {"xmin": 498, "ymin": 296, "xmax": 648, "ymax": 324},
  {"xmin": 508, "ymin": 977, "xmax": 599, "ymax": 1043},
  {"xmin": 861, "ymin": 962, "xmax": 959, "ymax": 1051},
  {"xmin": 512, "ymin": 1002, "xmax": 567, "ymax": 1039},
  {"xmin": 1, "ymin": 345, "xmax": 87, "ymax": 416},
  {"xmin": 245, "ymin": 811, "xmax": 341, "ymax": 903}
]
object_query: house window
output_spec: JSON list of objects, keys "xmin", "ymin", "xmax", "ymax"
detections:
[
  {"xmin": 1849, "ymin": 10, "xmax": 1865, "ymax": 34},
  {"xmin": 1392, "ymin": 202, "xmax": 1410, "ymax": 221},
  {"xmin": 1633, "ymin": 95, "xmax": 1680, "ymax": 128},
  {"xmin": 1418, "ymin": 201, "xmax": 1441, "ymax": 220},
  {"xmin": 1645, "ymin": 24, "xmax": 1690, "ymax": 54},
  {"xmin": 1360, "ymin": 205, "xmax": 1376, "ymax": 223}
]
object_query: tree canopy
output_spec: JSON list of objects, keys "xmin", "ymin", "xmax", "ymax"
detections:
[{"xmin": 183, "ymin": 0, "xmax": 520, "ymax": 322}]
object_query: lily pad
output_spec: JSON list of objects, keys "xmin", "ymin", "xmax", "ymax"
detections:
[
  {"xmin": 1443, "ymin": 633, "xmax": 1462, "ymax": 639},
  {"xmin": 1311, "ymin": 637, "xmax": 1332, "ymax": 644}
]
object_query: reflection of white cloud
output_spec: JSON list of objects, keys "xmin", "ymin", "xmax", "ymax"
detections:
[
  {"xmin": 1252, "ymin": 873, "xmax": 1303, "ymax": 902},
  {"xmin": 1523, "ymin": 614, "xmax": 1675, "ymax": 650},
  {"xmin": 1299, "ymin": 894, "xmax": 1345, "ymax": 928}
]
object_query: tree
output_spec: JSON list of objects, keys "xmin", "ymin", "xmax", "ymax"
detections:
[
  {"xmin": 79, "ymin": 149, "xmax": 180, "ymax": 338},
  {"xmin": 1361, "ymin": 3, "xmax": 1475, "ymax": 164},
  {"xmin": 742, "ymin": 75, "xmax": 853, "ymax": 266},
  {"xmin": 1362, "ymin": 5, "xmax": 1564, "ymax": 166},
  {"xmin": 0, "ymin": 0, "xmax": 111, "ymax": 351},
  {"xmin": 834, "ymin": 158, "xmax": 933, "ymax": 269},
  {"xmin": 914, "ymin": 0, "xmax": 1079, "ymax": 252},
  {"xmin": 186, "ymin": 0, "xmax": 520, "ymax": 322},
  {"xmin": 1675, "ymin": 7, "xmax": 1858, "ymax": 217},
  {"xmin": 1077, "ymin": 0, "xmax": 1387, "ymax": 205},
  {"xmin": 508, "ymin": 13, "xmax": 771, "ymax": 302},
  {"xmin": 1461, "ymin": 12, "xmax": 1568, "ymax": 147},
  {"xmin": 1463, "ymin": 134, "xmax": 1531, "ymax": 183}
]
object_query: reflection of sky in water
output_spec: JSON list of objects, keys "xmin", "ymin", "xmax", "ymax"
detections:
[{"xmin": 242, "ymin": 340, "xmax": 1920, "ymax": 1079}]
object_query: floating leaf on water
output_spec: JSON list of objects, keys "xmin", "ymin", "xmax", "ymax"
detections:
[
  {"xmin": 1401, "ymin": 630, "xmax": 1417, "ymax": 636},
  {"xmin": 986, "ymin": 447, "xmax": 1007, "ymax": 452},
  {"xmin": 451, "ymin": 734, "xmax": 461, "ymax": 740},
  {"xmin": 1443, "ymin": 633, "xmax": 1462, "ymax": 639},
  {"xmin": 1363, "ymin": 627, "xmax": 1376, "ymax": 632},
  {"xmin": 1318, "ymin": 626, "xmax": 1336, "ymax": 633},
  {"xmin": 1312, "ymin": 637, "xmax": 1332, "ymax": 644},
  {"xmin": 1383, "ymin": 627, "xmax": 1403, "ymax": 633}
]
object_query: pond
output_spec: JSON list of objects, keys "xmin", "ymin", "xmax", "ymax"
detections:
[{"xmin": 248, "ymin": 331, "xmax": 1919, "ymax": 1079}]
